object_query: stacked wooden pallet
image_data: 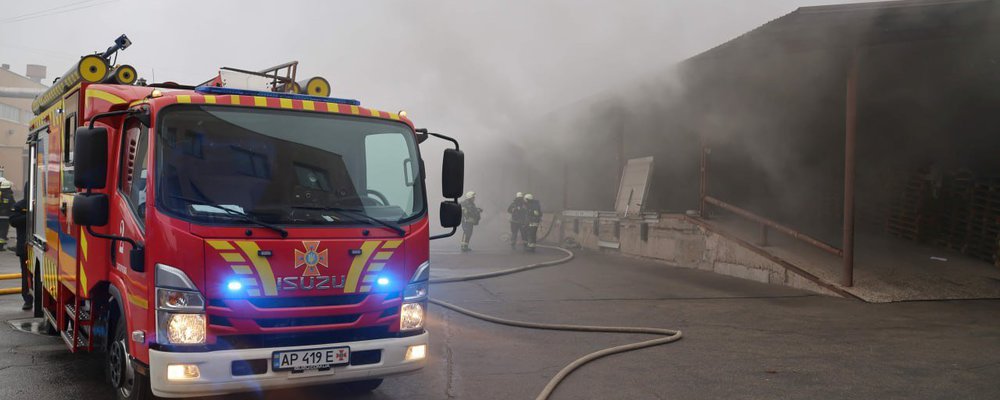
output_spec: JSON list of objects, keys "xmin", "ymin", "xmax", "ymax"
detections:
[
  {"xmin": 886, "ymin": 174, "xmax": 929, "ymax": 241},
  {"xmin": 935, "ymin": 171, "xmax": 974, "ymax": 252},
  {"xmin": 965, "ymin": 179, "xmax": 1000, "ymax": 263}
]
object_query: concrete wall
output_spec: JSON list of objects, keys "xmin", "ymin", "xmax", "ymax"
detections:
[{"xmin": 553, "ymin": 213, "xmax": 841, "ymax": 297}]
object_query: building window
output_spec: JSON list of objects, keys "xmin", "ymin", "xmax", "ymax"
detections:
[{"xmin": 0, "ymin": 103, "xmax": 31, "ymax": 124}]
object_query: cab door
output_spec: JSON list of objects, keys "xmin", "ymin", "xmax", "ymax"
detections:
[
  {"xmin": 110, "ymin": 117, "xmax": 150, "ymax": 329},
  {"xmin": 28, "ymin": 125, "xmax": 55, "ymax": 296}
]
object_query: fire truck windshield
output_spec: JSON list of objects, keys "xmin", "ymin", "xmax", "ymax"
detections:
[{"xmin": 154, "ymin": 104, "xmax": 424, "ymax": 228}]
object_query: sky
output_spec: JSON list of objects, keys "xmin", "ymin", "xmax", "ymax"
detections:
[{"xmin": 1, "ymin": 0, "xmax": 872, "ymax": 137}]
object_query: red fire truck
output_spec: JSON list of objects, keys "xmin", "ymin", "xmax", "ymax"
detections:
[{"xmin": 26, "ymin": 35, "xmax": 465, "ymax": 399}]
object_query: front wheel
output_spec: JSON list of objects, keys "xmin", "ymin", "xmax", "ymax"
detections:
[
  {"xmin": 339, "ymin": 378, "xmax": 384, "ymax": 394},
  {"xmin": 107, "ymin": 316, "xmax": 153, "ymax": 400}
]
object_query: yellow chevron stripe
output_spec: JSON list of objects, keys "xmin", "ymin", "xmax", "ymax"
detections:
[
  {"xmin": 382, "ymin": 240, "xmax": 402, "ymax": 249},
  {"xmin": 220, "ymin": 252, "xmax": 245, "ymax": 263},
  {"xmin": 235, "ymin": 241, "xmax": 277, "ymax": 296},
  {"xmin": 207, "ymin": 240, "xmax": 234, "ymax": 250},
  {"xmin": 368, "ymin": 262, "xmax": 385, "ymax": 272},
  {"xmin": 80, "ymin": 228, "xmax": 88, "ymax": 261},
  {"xmin": 80, "ymin": 261, "xmax": 88, "ymax": 297},
  {"xmin": 373, "ymin": 251, "xmax": 393, "ymax": 261},
  {"xmin": 345, "ymin": 241, "xmax": 380, "ymax": 293},
  {"xmin": 231, "ymin": 265, "xmax": 253, "ymax": 274}
]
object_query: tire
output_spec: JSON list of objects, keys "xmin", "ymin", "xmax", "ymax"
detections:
[
  {"xmin": 339, "ymin": 378, "xmax": 384, "ymax": 394},
  {"xmin": 32, "ymin": 263, "xmax": 42, "ymax": 318},
  {"xmin": 107, "ymin": 314, "xmax": 154, "ymax": 400}
]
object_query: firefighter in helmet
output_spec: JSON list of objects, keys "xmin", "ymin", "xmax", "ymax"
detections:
[
  {"xmin": 460, "ymin": 191, "xmax": 482, "ymax": 252},
  {"xmin": 507, "ymin": 192, "xmax": 527, "ymax": 249},
  {"xmin": 522, "ymin": 193, "xmax": 542, "ymax": 252},
  {"xmin": 10, "ymin": 184, "xmax": 29, "ymax": 310},
  {"xmin": 0, "ymin": 178, "xmax": 14, "ymax": 251}
]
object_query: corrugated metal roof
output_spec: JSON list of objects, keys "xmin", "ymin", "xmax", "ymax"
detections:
[{"xmin": 686, "ymin": 0, "xmax": 1000, "ymax": 64}]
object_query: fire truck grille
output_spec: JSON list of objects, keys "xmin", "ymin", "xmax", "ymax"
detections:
[
  {"xmin": 255, "ymin": 314, "xmax": 361, "ymax": 328},
  {"xmin": 246, "ymin": 294, "xmax": 370, "ymax": 308},
  {"xmin": 212, "ymin": 326, "xmax": 401, "ymax": 350}
]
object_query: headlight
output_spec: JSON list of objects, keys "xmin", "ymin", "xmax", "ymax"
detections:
[
  {"xmin": 404, "ymin": 281, "xmax": 428, "ymax": 301},
  {"xmin": 165, "ymin": 314, "xmax": 206, "ymax": 344},
  {"xmin": 400, "ymin": 302, "xmax": 425, "ymax": 331},
  {"xmin": 157, "ymin": 288, "xmax": 205, "ymax": 311},
  {"xmin": 155, "ymin": 264, "xmax": 206, "ymax": 345}
]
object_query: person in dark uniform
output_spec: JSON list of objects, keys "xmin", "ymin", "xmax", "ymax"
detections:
[
  {"xmin": 459, "ymin": 191, "xmax": 482, "ymax": 252},
  {"xmin": 10, "ymin": 190, "xmax": 30, "ymax": 311},
  {"xmin": 522, "ymin": 193, "xmax": 542, "ymax": 252},
  {"xmin": 507, "ymin": 192, "xmax": 527, "ymax": 249},
  {"xmin": 0, "ymin": 178, "xmax": 14, "ymax": 251}
]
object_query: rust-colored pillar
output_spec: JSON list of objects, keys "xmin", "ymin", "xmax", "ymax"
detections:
[
  {"xmin": 842, "ymin": 50, "xmax": 860, "ymax": 287},
  {"xmin": 562, "ymin": 160, "xmax": 570, "ymax": 211},
  {"xmin": 700, "ymin": 145, "xmax": 708, "ymax": 218}
]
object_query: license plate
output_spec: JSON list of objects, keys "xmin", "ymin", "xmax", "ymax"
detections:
[{"xmin": 272, "ymin": 346, "xmax": 350, "ymax": 371}]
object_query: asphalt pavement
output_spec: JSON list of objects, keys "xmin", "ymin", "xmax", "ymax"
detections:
[{"xmin": 2, "ymin": 239, "xmax": 999, "ymax": 399}]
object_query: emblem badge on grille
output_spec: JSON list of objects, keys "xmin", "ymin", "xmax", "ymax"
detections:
[{"xmin": 294, "ymin": 241, "xmax": 329, "ymax": 277}]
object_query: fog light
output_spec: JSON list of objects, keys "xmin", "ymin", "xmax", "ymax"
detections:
[
  {"xmin": 167, "ymin": 364, "xmax": 200, "ymax": 381},
  {"xmin": 167, "ymin": 314, "xmax": 206, "ymax": 344},
  {"xmin": 405, "ymin": 344, "xmax": 426, "ymax": 361},
  {"xmin": 400, "ymin": 302, "xmax": 424, "ymax": 331}
]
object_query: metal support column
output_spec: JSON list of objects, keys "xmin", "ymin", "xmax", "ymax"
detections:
[
  {"xmin": 700, "ymin": 145, "xmax": 708, "ymax": 218},
  {"xmin": 842, "ymin": 50, "xmax": 860, "ymax": 287}
]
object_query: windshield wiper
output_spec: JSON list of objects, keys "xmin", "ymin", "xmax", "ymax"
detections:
[
  {"xmin": 291, "ymin": 205, "xmax": 406, "ymax": 237},
  {"xmin": 171, "ymin": 195, "xmax": 289, "ymax": 238}
]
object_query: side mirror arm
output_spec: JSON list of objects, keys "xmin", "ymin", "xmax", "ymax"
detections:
[
  {"xmin": 430, "ymin": 226, "xmax": 457, "ymax": 241},
  {"xmin": 415, "ymin": 128, "xmax": 460, "ymax": 151},
  {"xmin": 78, "ymin": 189, "xmax": 145, "ymax": 272}
]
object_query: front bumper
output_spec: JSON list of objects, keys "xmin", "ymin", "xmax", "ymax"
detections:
[{"xmin": 148, "ymin": 332, "xmax": 428, "ymax": 398}]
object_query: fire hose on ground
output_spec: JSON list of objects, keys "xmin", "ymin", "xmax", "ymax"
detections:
[{"xmin": 429, "ymin": 245, "xmax": 684, "ymax": 400}]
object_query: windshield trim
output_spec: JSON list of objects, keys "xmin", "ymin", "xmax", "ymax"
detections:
[{"xmin": 151, "ymin": 103, "xmax": 428, "ymax": 231}]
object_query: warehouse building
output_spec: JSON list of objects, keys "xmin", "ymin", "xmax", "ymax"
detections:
[{"xmin": 530, "ymin": 0, "xmax": 1000, "ymax": 301}]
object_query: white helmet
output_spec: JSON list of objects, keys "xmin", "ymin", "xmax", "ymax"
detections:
[
  {"xmin": 524, "ymin": 193, "xmax": 533, "ymax": 200},
  {"xmin": 515, "ymin": 192, "xmax": 523, "ymax": 198},
  {"xmin": 0, "ymin": 179, "xmax": 10, "ymax": 190},
  {"xmin": 466, "ymin": 191, "xmax": 476, "ymax": 199}
]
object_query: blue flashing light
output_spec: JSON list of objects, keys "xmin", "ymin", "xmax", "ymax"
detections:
[
  {"xmin": 194, "ymin": 86, "xmax": 361, "ymax": 106},
  {"xmin": 376, "ymin": 277, "xmax": 390, "ymax": 286},
  {"xmin": 227, "ymin": 280, "xmax": 243, "ymax": 291}
]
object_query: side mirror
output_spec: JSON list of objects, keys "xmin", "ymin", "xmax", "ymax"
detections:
[
  {"xmin": 74, "ymin": 127, "xmax": 109, "ymax": 189},
  {"xmin": 72, "ymin": 193, "xmax": 109, "ymax": 227},
  {"xmin": 130, "ymin": 247, "xmax": 145, "ymax": 273},
  {"xmin": 442, "ymin": 148, "xmax": 465, "ymax": 199},
  {"xmin": 439, "ymin": 201, "xmax": 462, "ymax": 228}
]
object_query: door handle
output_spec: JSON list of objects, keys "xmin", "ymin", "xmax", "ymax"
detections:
[{"xmin": 60, "ymin": 202, "xmax": 68, "ymax": 215}]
